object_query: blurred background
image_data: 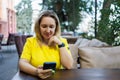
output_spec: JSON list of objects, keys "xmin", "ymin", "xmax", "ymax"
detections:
[{"xmin": 0, "ymin": 0, "xmax": 120, "ymax": 46}]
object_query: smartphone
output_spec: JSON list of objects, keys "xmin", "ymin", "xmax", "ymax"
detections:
[{"xmin": 43, "ymin": 62, "xmax": 56, "ymax": 70}]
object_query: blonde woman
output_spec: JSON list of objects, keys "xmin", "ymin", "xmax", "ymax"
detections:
[{"xmin": 19, "ymin": 10, "xmax": 73, "ymax": 79}]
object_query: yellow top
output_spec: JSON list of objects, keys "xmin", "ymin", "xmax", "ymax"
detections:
[{"xmin": 20, "ymin": 37, "xmax": 71, "ymax": 69}]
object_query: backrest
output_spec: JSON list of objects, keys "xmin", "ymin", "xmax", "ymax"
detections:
[
  {"xmin": 14, "ymin": 35, "xmax": 24, "ymax": 57},
  {"xmin": 0, "ymin": 34, "xmax": 4, "ymax": 49},
  {"xmin": 14, "ymin": 34, "xmax": 33, "ymax": 57},
  {"xmin": 7, "ymin": 33, "xmax": 17, "ymax": 45},
  {"xmin": 0, "ymin": 34, "xmax": 4, "ymax": 43},
  {"xmin": 22, "ymin": 35, "xmax": 33, "ymax": 46},
  {"xmin": 63, "ymin": 36, "xmax": 78, "ymax": 44}
]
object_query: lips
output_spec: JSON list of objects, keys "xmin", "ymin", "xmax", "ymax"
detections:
[{"xmin": 44, "ymin": 33, "xmax": 51, "ymax": 38}]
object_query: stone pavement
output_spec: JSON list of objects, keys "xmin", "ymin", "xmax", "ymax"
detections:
[{"xmin": 0, "ymin": 45, "xmax": 18, "ymax": 80}]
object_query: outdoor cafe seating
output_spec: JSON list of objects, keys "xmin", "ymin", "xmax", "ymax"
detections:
[{"xmin": 1, "ymin": 33, "xmax": 18, "ymax": 51}]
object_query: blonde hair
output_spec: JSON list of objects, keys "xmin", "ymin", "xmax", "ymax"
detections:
[{"xmin": 34, "ymin": 10, "xmax": 61, "ymax": 45}]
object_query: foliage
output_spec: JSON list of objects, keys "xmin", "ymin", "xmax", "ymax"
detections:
[
  {"xmin": 39, "ymin": 0, "xmax": 88, "ymax": 32},
  {"xmin": 110, "ymin": 1, "xmax": 120, "ymax": 45},
  {"xmin": 80, "ymin": 32, "xmax": 93, "ymax": 40},
  {"xmin": 97, "ymin": 0, "xmax": 120, "ymax": 46},
  {"xmin": 15, "ymin": 0, "xmax": 33, "ymax": 34}
]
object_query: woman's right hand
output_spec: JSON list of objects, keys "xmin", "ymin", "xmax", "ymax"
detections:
[{"xmin": 37, "ymin": 68, "xmax": 53, "ymax": 79}]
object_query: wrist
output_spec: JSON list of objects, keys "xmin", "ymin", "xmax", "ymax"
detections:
[
  {"xmin": 35, "ymin": 68, "xmax": 39, "ymax": 76},
  {"xmin": 58, "ymin": 42, "xmax": 65, "ymax": 48}
]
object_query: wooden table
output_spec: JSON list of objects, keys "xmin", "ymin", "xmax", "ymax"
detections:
[{"xmin": 12, "ymin": 69, "xmax": 120, "ymax": 80}]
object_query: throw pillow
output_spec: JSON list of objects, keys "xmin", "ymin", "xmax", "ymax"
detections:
[{"xmin": 78, "ymin": 46, "xmax": 120, "ymax": 68}]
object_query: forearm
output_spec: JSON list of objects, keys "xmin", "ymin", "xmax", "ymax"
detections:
[
  {"xmin": 49, "ymin": 36, "xmax": 73, "ymax": 69},
  {"xmin": 19, "ymin": 59, "xmax": 37, "ymax": 76},
  {"xmin": 59, "ymin": 47, "xmax": 73, "ymax": 69}
]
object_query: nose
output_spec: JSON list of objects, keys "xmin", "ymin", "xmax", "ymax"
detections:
[{"xmin": 46, "ymin": 27, "xmax": 51, "ymax": 32}]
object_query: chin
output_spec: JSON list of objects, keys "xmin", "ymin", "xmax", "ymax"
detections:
[
  {"xmin": 44, "ymin": 35, "xmax": 52, "ymax": 40},
  {"xmin": 44, "ymin": 37, "xmax": 51, "ymax": 40}
]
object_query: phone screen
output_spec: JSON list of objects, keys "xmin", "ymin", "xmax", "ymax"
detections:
[{"xmin": 43, "ymin": 62, "xmax": 56, "ymax": 70}]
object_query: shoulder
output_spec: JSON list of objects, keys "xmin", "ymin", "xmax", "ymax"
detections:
[
  {"xmin": 60, "ymin": 37, "xmax": 67, "ymax": 41},
  {"xmin": 26, "ymin": 36, "xmax": 37, "ymax": 43},
  {"xmin": 59, "ymin": 37, "xmax": 68, "ymax": 44},
  {"xmin": 27, "ymin": 36, "xmax": 36, "ymax": 40}
]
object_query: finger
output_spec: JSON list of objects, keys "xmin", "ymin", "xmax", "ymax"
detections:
[
  {"xmin": 48, "ymin": 38, "xmax": 53, "ymax": 45},
  {"xmin": 44, "ymin": 74, "xmax": 52, "ymax": 79},
  {"xmin": 41, "ymin": 69, "xmax": 52, "ymax": 74},
  {"xmin": 52, "ymin": 36, "xmax": 61, "ymax": 44},
  {"xmin": 52, "ymin": 70, "xmax": 55, "ymax": 74},
  {"xmin": 38, "ymin": 73, "xmax": 44, "ymax": 79},
  {"xmin": 38, "ymin": 65, "xmax": 43, "ymax": 69},
  {"xmin": 40, "ymin": 74, "xmax": 51, "ymax": 79},
  {"xmin": 43, "ymin": 72, "xmax": 53, "ymax": 79},
  {"xmin": 45, "ymin": 71, "xmax": 53, "ymax": 76},
  {"xmin": 38, "ymin": 71, "xmax": 52, "ymax": 79}
]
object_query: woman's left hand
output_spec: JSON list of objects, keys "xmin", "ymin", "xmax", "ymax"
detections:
[{"xmin": 48, "ymin": 36, "xmax": 62, "ymax": 46}]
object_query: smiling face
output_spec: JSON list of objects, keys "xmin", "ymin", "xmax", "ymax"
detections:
[{"xmin": 40, "ymin": 17, "xmax": 56, "ymax": 41}]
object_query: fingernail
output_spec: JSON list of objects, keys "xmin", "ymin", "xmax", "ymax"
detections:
[{"xmin": 52, "ymin": 70, "xmax": 55, "ymax": 74}]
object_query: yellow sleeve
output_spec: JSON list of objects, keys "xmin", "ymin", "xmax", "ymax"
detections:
[{"xmin": 20, "ymin": 38, "xmax": 32, "ymax": 61}]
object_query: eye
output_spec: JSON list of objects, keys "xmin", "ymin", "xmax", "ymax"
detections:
[
  {"xmin": 50, "ymin": 25, "xmax": 55, "ymax": 28},
  {"xmin": 41, "ymin": 25, "xmax": 47, "ymax": 28}
]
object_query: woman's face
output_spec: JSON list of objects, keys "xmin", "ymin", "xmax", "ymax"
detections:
[{"xmin": 40, "ymin": 17, "xmax": 56, "ymax": 40}]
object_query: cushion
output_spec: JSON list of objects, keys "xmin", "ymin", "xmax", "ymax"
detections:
[
  {"xmin": 75, "ymin": 38, "xmax": 90, "ymax": 47},
  {"xmin": 74, "ymin": 37, "xmax": 83, "ymax": 46},
  {"xmin": 78, "ymin": 46, "xmax": 120, "ymax": 68},
  {"xmin": 89, "ymin": 39, "xmax": 109, "ymax": 47},
  {"xmin": 75, "ymin": 38, "xmax": 109, "ymax": 48},
  {"xmin": 78, "ymin": 39, "xmax": 90, "ymax": 47},
  {"xmin": 69, "ymin": 44, "xmax": 79, "ymax": 69}
]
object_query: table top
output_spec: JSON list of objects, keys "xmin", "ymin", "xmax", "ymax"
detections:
[{"xmin": 12, "ymin": 69, "xmax": 120, "ymax": 80}]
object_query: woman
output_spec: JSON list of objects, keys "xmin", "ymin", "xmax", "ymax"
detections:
[{"xmin": 19, "ymin": 10, "xmax": 73, "ymax": 79}]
